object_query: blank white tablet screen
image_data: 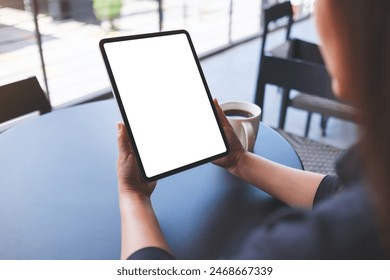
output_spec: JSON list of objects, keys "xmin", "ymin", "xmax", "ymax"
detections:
[{"xmin": 103, "ymin": 33, "xmax": 227, "ymax": 178}]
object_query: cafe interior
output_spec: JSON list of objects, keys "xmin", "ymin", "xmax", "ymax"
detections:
[{"xmin": 0, "ymin": 0, "xmax": 364, "ymax": 260}]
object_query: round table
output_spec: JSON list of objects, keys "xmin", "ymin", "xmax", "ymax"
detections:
[{"xmin": 0, "ymin": 100, "xmax": 302, "ymax": 259}]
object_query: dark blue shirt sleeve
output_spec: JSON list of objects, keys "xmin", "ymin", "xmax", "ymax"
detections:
[
  {"xmin": 313, "ymin": 175, "xmax": 343, "ymax": 205},
  {"xmin": 233, "ymin": 184, "xmax": 382, "ymax": 259},
  {"xmin": 127, "ymin": 247, "xmax": 175, "ymax": 260}
]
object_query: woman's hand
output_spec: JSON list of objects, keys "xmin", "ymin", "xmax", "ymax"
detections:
[
  {"xmin": 116, "ymin": 123, "xmax": 171, "ymax": 259},
  {"xmin": 212, "ymin": 99, "xmax": 247, "ymax": 173},
  {"xmin": 117, "ymin": 123, "xmax": 157, "ymax": 198}
]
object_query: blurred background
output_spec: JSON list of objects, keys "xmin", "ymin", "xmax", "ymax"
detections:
[
  {"xmin": 0, "ymin": 0, "xmax": 315, "ymax": 107},
  {"xmin": 2, "ymin": 0, "xmax": 358, "ymax": 151}
]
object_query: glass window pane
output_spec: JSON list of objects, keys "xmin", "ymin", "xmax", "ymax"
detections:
[
  {"xmin": 0, "ymin": 2, "xmax": 45, "ymax": 93},
  {"xmin": 1, "ymin": 0, "xmax": 315, "ymax": 107}
]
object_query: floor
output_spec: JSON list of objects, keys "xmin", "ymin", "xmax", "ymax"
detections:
[{"xmin": 200, "ymin": 17, "xmax": 358, "ymax": 150}]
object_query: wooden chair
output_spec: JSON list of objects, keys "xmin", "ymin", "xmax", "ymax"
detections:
[
  {"xmin": 260, "ymin": 1, "xmax": 294, "ymax": 65},
  {"xmin": 257, "ymin": 1, "xmax": 355, "ymax": 136},
  {"xmin": 255, "ymin": 54, "xmax": 335, "ymax": 131},
  {"xmin": 255, "ymin": 55, "xmax": 348, "ymax": 175},
  {"xmin": 0, "ymin": 76, "xmax": 51, "ymax": 125}
]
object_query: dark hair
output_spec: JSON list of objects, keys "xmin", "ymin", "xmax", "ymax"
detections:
[{"xmin": 331, "ymin": 0, "xmax": 390, "ymax": 253}]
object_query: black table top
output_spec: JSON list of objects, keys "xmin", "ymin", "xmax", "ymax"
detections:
[{"xmin": 0, "ymin": 100, "xmax": 302, "ymax": 259}]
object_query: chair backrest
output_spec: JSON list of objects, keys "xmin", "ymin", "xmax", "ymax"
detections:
[
  {"xmin": 0, "ymin": 77, "xmax": 51, "ymax": 124},
  {"xmin": 261, "ymin": 1, "xmax": 294, "ymax": 59},
  {"xmin": 254, "ymin": 55, "xmax": 334, "ymax": 115},
  {"xmin": 288, "ymin": 38, "xmax": 325, "ymax": 65}
]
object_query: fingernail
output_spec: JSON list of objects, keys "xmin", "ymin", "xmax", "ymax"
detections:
[{"xmin": 117, "ymin": 123, "xmax": 122, "ymax": 132}]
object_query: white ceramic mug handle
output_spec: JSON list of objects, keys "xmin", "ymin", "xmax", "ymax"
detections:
[{"xmin": 241, "ymin": 122, "xmax": 254, "ymax": 151}]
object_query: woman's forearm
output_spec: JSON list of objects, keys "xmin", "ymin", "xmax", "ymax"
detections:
[
  {"xmin": 230, "ymin": 151, "xmax": 325, "ymax": 208},
  {"xmin": 119, "ymin": 191, "xmax": 171, "ymax": 259}
]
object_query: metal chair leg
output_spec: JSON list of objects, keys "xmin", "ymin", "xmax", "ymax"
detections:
[
  {"xmin": 278, "ymin": 88, "xmax": 290, "ymax": 130},
  {"xmin": 320, "ymin": 115, "xmax": 328, "ymax": 137},
  {"xmin": 304, "ymin": 112, "xmax": 312, "ymax": 137}
]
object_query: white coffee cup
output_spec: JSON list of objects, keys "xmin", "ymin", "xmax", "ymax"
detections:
[{"xmin": 220, "ymin": 101, "xmax": 261, "ymax": 152}]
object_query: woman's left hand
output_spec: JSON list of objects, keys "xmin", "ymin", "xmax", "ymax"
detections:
[{"xmin": 116, "ymin": 123, "xmax": 157, "ymax": 198}]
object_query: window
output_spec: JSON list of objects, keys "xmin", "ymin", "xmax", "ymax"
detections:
[{"xmin": 0, "ymin": 0, "xmax": 314, "ymax": 107}]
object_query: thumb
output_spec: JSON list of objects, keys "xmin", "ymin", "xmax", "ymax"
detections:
[
  {"xmin": 213, "ymin": 99, "xmax": 231, "ymax": 129},
  {"xmin": 117, "ymin": 123, "xmax": 132, "ymax": 156}
]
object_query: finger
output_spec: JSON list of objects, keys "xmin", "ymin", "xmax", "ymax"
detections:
[
  {"xmin": 117, "ymin": 123, "xmax": 132, "ymax": 155},
  {"xmin": 213, "ymin": 99, "xmax": 232, "ymax": 128}
]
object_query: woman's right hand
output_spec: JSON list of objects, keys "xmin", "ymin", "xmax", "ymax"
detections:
[{"xmin": 212, "ymin": 99, "xmax": 247, "ymax": 173}]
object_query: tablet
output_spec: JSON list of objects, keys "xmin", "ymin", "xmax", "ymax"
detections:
[{"xmin": 99, "ymin": 30, "xmax": 229, "ymax": 181}]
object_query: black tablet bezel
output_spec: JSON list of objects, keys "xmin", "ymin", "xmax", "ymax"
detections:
[{"xmin": 99, "ymin": 30, "xmax": 229, "ymax": 181}]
